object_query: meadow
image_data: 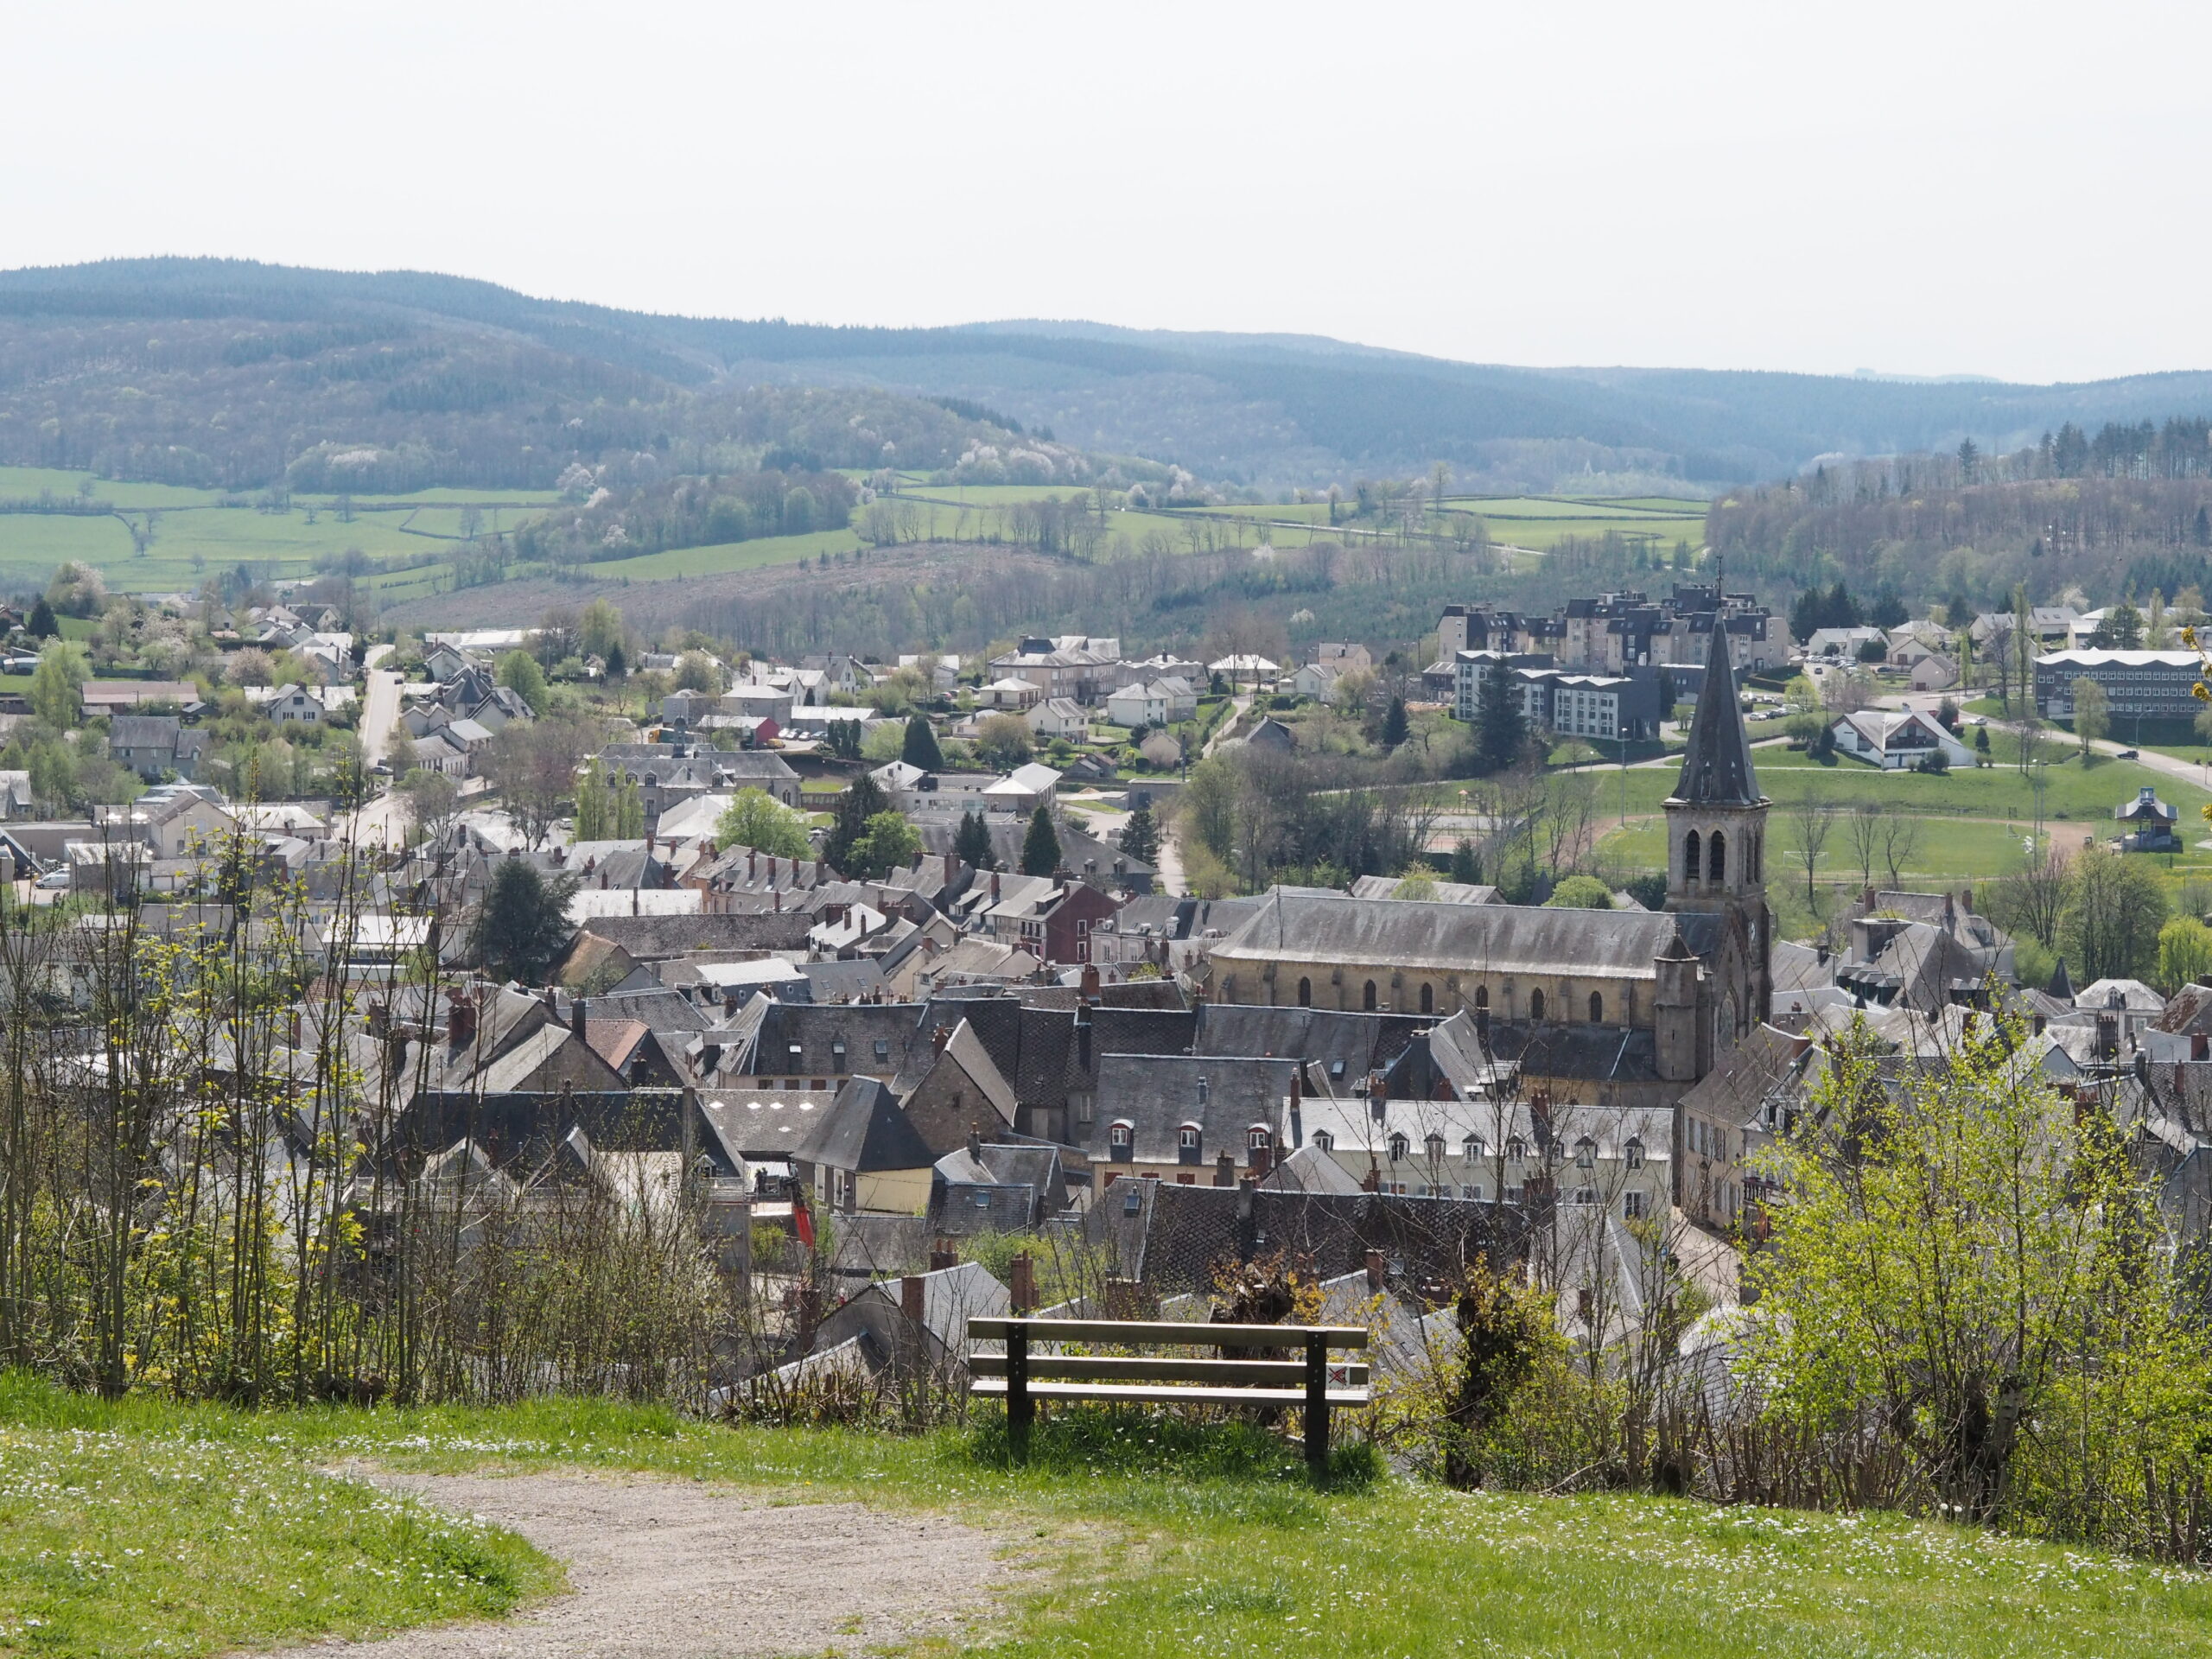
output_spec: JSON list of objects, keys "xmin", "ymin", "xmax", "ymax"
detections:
[
  {"xmin": 3, "ymin": 1378, "xmax": 2207, "ymax": 1659},
  {"xmin": 0, "ymin": 465, "xmax": 1707, "ymax": 601}
]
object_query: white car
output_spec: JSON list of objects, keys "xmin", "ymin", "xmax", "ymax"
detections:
[{"xmin": 33, "ymin": 868, "xmax": 70, "ymax": 890}]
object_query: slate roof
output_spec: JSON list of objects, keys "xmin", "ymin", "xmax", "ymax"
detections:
[
  {"xmin": 1674, "ymin": 1023, "xmax": 1808, "ymax": 1133},
  {"xmin": 1191, "ymin": 1005, "xmax": 1427, "ymax": 1092},
  {"xmin": 1668, "ymin": 611, "xmax": 1762, "ymax": 807},
  {"xmin": 569, "ymin": 912, "xmax": 812, "ymax": 962},
  {"xmin": 1087, "ymin": 1183, "xmax": 1522, "ymax": 1296},
  {"xmin": 729, "ymin": 1001, "xmax": 929, "ymax": 1080},
  {"xmin": 1211, "ymin": 887, "xmax": 1721, "ymax": 980},
  {"xmin": 1085, "ymin": 1052, "xmax": 1300, "ymax": 1165},
  {"xmin": 791, "ymin": 1076, "xmax": 935, "ymax": 1173}
]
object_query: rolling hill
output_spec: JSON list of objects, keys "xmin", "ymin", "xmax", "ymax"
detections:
[{"xmin": 5, "ymin": 257, "xmax": 2212, "ymax": 494}]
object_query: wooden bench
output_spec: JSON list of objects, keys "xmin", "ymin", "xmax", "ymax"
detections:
[{"xmin": 968, "ymin": 1317, "xmax": 1370, "ymax": 1468}]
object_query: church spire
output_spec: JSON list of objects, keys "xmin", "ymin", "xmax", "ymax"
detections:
[{"xmin": 1668, "ymin": 594, "xmax": 1764, "ymax": 808}]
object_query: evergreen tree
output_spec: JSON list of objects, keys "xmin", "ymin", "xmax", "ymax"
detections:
[
  {"xmin": 823, "ymin": 772, "xmax": 889, "ymax": 873},
  {"xmin": 604, "ymin": 640, "xmax": 626, "ymax": 680},
  {"xmin": 826, "ymin": 720, "xmax": 863, "ymax": 760},
  {"xmin": 954, "ymin": 807, "xmax": 995, "ymax": 870},
  {"xmin": 1120, "ymin": 800, "xmax": 1160, "ymax": 865},
  {"xmin": 1476, "ymin": 656, "xmax": 1525, "ymax": 773},
  {"xmin": 1020, "ymin": 804, "xmax": 1062, "ymax": 875},
  {"xmin": 1449, "ymin": 837, "xmax": 1481, "ymax": 885},
  {"xmin": 1381, "ymin": 696, "xmax": 1409, "ymax": 748},
  {"xmin": 901, "ymin": 713, "xmax": 944, "ymax": 770},
  {"xmin": 26, "ymin": 597, "xmax": 57, "ymax": 639},
  {"xmin": 471, "ymin": 860, "xmax": 578, "ymax": 984}
]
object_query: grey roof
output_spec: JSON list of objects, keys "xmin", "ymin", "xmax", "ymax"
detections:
[
  {"xmin": 1211, "ymin": 887, "xmax": 1720, "ymax": 981},
  {"xmin": 570, "ymin": 912, "xmax": 812, "ymax": 962},
  {"xmin": 791, "ymin": 1076, "xmax": 935, "ymax": 1172},
  {"xmin": 1668, "ymin": 611, "xmax": 1762, "ymax": 807},
  {"xmin": 1085, "ymin": 1052, "xmax": 1299, "ymax": 1165},
  {"xmin": 728, "ymin": 1001, "xmax": 928, "ymax": 1080}
]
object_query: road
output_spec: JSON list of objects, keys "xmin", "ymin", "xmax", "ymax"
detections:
[
  {"xmin": 1202, "ymin": 696, "xmax": 1253, "ymax": 759},
  {"xmin": 359, "ymin": 663, "xmax": 402, "ymax": 769}
]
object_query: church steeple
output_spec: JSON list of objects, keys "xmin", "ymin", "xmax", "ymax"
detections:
[
  {"xmin": 1670, "ymin": 598, "xmax": 1764, "ymax": 809},
  {"xmin": 1661, "ymin": 584, "xmax": 1771, "ymax": 1054}
]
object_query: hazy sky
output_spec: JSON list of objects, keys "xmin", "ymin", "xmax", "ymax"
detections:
[{"xmin": 3, "ymin": 0, "xmax": 2201, "ymax": 385}]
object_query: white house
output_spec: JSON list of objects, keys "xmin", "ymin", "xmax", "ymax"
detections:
[
  {"xmin": 1105, "ymin": 677, "xmax": 1198, "ymax": 729},
  {"xmin": 1291, "ymin": 662, "xmax": 1345, "ymax": 700},
  {"xmin": 1209, "ymin": 654, "xmax": 1280, "ymax": 687},
  {"xmin": 978, "ymin": 677, "xmax": 1045, "ymax": 710},
  {"xmin": 1827, "ymin": 709, "xmax": 1977, "ymax": 770},
  {"xmin": 1026, "ymin": 698, "xmax": 1090, "ymax": 741},
  {"xmin": 1803, "ymin": 626, "xmax": 1888, "ymax": 661},
  {"xmin": 982, "ymin": 762, "xmax": 1062, "ymax": 815}
]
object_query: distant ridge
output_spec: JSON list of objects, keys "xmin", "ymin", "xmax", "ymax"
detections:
[{"xmin": 5, "ymin": 257, "xmax": 2212, "ymax": 490}]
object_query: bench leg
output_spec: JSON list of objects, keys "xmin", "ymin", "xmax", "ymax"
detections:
[
  {"xmin": 1007, "ymin": 1323, "xmax": 1032, "ymax": 1463},
  {"xmin": 1305, "ymin": 1332, "xmax": 1328, "ymax": 1473}
]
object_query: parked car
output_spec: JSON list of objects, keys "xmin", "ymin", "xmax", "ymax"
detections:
[
  {"xmin": 2118, "ymin": 748, "xmax": 2140, "ymax": 760},
  {"xmin": 33, "ymin": 868, "xmax": 69, "ymax": 890}
]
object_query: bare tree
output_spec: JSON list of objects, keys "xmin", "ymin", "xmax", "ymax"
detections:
[
  {"xmin": 1986, "ymin": 840, "xmax": 2073, "ymax": 951},
  {"xmin": 1787, "ymin": 789, "xmax": 1836, "ymax": 910},
  {"xmin": 1878, "ymin": 813, "xmax": 1922, "ymax": 892},
  {"xmin": 1846, "ymin": 803, "xmax": 1883, "ymax": 889}
]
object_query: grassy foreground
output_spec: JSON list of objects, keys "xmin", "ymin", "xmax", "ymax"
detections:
[{"xmin": 2, "ymin": 1377, "xmax": 2209, "ymax": 1657}]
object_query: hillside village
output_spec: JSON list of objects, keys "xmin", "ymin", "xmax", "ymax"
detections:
[{"xmin": 3, "ymin": 552, "xmax": 2207, "ymax": 1412}]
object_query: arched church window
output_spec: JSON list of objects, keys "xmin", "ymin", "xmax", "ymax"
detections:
[
  {"xmin": 1589, "ymin": 990, "xmax": 1604, "ymax": 1023},
  {"xmin": 1363, "ymin": 979, "xmax": 1377, "ymax": 1011},
  {"xmin": 1682, "ymin": 829, "xmax": 1700, "ymax": 883},
  {"xmin": 1420, "ymin": 982, "xmax": 1433, "ymax": 1014},
  {"xmin": 1297, "ymin": 976, "xmax": 1311, "ymax": 1007},
  {"xmin": 1474, "ymin": 985, "xmax": 1489, "ymax": 1009},
  {"xmin": 1708, "ymin": 831, "xmax": 1726, "ymax": 882},
  {"xmin": 1529, "ymin": 988, "xmax": 1547, "ymax": 1021}
]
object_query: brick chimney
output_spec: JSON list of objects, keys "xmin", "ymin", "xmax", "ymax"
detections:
[
  {"xmin": 1009, "ymin": 1251, "xmax": 1035, "ymax": 1314},
  {"xmin": 571, "ymin": 997, "xmax": 588, "ymax": 1041},
  {"xmin": 1365, "ymin": 1249, "xmax": 1386, "ymax": 1292},
  {"xmin": 967, "ymin": 1125, "xmax": 982, "ymax": 1160},
  {"xmin": 1079, "ymin": 963, "xmax": 1100, "ymax": 1002},
  {"xmin": 929, "ymin": 1238, "xmax": 957, "ymax": 1272},
  {"xmin": 448, "ymin": 989, "xmax": 475, "ymax": 1048},
  {"xmin": 1248, "ymin": 1135, "xmax": 1273, "ymax": 1179},
  {"xmin": 943, "ymin": 849, "xmax": 957, "ymax": 885},
  {"xmin": 900, "ymin": 1274, "xmax": 925, "ymax": 1327},
  {"xmin": 990, "ymin": 870, "xmax": 1001, "ymax": 902}
]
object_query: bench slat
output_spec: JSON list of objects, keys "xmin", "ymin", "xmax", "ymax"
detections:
[
  {"xmin": 969, "ymin": 1318, "xmax": 1367, "ymax": 1351},
  {"xmin": 971, "ymin": 1355, "xmax": 1369, "ymax": 1386},
  {"xmin": 971, "ymin": 1378, "xmax": 1370, "ymax": 1408}
]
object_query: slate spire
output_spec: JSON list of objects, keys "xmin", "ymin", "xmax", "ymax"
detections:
[{"xmin": 1669, "ymin": 596, "xmax": 1764, "ymax": 808}]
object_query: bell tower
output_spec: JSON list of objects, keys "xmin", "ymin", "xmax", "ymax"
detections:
[{"xmin": 1662, "ymin": 594, "xmax": 1770, "ymax": 1045}]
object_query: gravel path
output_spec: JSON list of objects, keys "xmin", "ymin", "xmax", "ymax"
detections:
[{"xmin": 273, "ymin": 1470, "xmax": 1013, "ymax": 1657}]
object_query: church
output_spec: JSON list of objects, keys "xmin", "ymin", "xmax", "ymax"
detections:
[{"xmin": 1205, "ymin": 619, "xmax": 1771, "ymax": 1109}]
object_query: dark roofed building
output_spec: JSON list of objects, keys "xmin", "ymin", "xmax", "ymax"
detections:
[
  {"xmin": 791, "ymin": 1076, "xmax": 937, "ymax": 1214},
  {"xmin": 1084, "ymin": 1052, "xmax": 1301, "ymax": 1187}
]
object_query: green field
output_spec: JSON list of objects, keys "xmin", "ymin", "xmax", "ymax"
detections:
[
  {"xmin": 1585, "ymin": 748, "xmax": 2212, "ymax": 881},
  {"xmin": 4, "ymin": 1382, "xmax": 2205, "ymax": 1659},
  {"xmin": 0, "ymin": 468, "xmax": 560, "ymax": 595},
  {"xmin": 0, "ymin": 467, "xmax": 1706, "ymax": 600}
]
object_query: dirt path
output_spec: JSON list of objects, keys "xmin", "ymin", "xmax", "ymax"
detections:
[{"xmin": 271, "ymin": 1470, "xmax": 1013, "ymax": 1658}]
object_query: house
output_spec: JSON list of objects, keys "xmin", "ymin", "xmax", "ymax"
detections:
[
  {"xmin": 978, "ymin": 676, "xmax": 1045, "ymax": 710},
  {"xmin": 1208, "ymin": 653, "xmax": 1280, "ymax": 688},
  {"xmin": 1105, "ymin": 677, "xmax": 1198, "ymax": 729},
  {"xmin": 2035, "ymin": 650, "xmax": 2205, "ymax": 721},
  {"xmin": 1291, "ymin": 662, "xmax": 1345, "ymax": 700},
  {"xmin": 1082, "ymin": 1052, "xmax": 1303, "ymax": 1186},
  {"xmin": 930, "ymin": 1135, "xmax": 1067, "ymax": 1234},
  {"xmin": 977, "ymin": 871, "xmax": 1122, "ymax": 963},
  {"xmin": 792, "ymin": 1262, "xmax": 1010, "ymax": 1384},
  {"xmin": 790, "ymin": 1076, "xmax": 937, "ymax": 1214},
  {"xmin": 2116, "ymin": 786, "xmax": 2183, "ymax": 852},
  {"xmin": 1243, "ymin": 717, "xmax": 1298, "ymax": 753},
  {"xmin": 980, "ymin": 761, "xmax": 1062, "ymax": 816},
  {"xmin": 1803, "ymin": 626, "xmax": 1887, "ymax": 661},
  {"xmin": 110, "ymin": 715, "xmax": 210, "ymax": 782},
  {"xmin": 1026, "ymin": 698, "xmax": 1090, "ymax": 741},
  {"xmin": 1910, "ymin": 654, "xmax": 1960, "ymax": 692},
  {"xmin": 1827, "ymin": 709, "xmax": 1975, "ymax": 770},
  {"xmin": 80, "ymin": 679, "xmax": 198, "ymax": 716},
  {"xmin": 1315, "ymin": 642, "xmax": 1373, "ymax": 671},
  {"xmin": 252, "ymin": 683, "xmax": 327, "ymax": 725}
]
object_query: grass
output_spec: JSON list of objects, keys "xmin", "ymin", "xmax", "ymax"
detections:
[{"xmin": 1, "ymin": 1379, "xmax": 2206, "ymax": 1658}]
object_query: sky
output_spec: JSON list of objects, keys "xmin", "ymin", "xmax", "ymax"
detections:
[{"xmin": 2, "ymin": 0, "xmax": 2202, "ymax": 385}]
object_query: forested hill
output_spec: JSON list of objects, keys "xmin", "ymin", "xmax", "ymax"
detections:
[{"xmin": 8, "ymin": 257, "xmax": 2212, "ymax": 493}]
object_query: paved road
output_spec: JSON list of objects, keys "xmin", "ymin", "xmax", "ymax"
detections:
[
  {"xmin": 1202, "ymin": 696, "xmax": 1254, "ymax": 758},
  {"xmin": 359, "ymin": 664, "xmax": 402, "ymax": 768}
]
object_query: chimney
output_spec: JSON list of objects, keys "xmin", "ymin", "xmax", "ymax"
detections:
[
  {"xmin": 1959, "ymin": 887, "xmax": 1973, "ymax": 914},
  {"xmin": 900, "ymin": 1274, "xmax": 925, "ymax": 1327},
  {"xmin": 990, "ymin": 870, "xmax": 1001, "ymax": 901},
  {"xmin": 448, "ymin": 990, "xmax": 476, "ymax": 1048},
  {"xmin": 966, "ymin": 1125, "xmax": 982, "ymax": 1160},
  {"xmin": 365, "ymin": 998, "xmax": 388, "ymax": 1039},
  {"xmin": 598, "ymin": 868, "xmax": 608, "ymax": 890},
  {"xmin": 1009, "ymin": 1251, "xmax": 1035, "ymax": 1314},
  {"xmin": 543, "ymin": 985, "xmax": 558, "ymax": 1019},
  {"xmin": 1365, "ymin": 1249, "xmax": 1386, "ymax": 1292},
  {"xmin": 1249, "ymin": 1135, "xmax": 1273, "ymax": 1179},
  {"xmin": 1079, "ymin": 963, "xmax": 1100, "ymax": 1002},
  {"xmin": 1862, "ymin": 886, "xmax": 1876, "ymax": 909},
  {"xmin": 929, "ymin": 1238, "xmax": 957, "ymax": 1272},
  {"xmin": 932, "ymin": 1023, "xmax": 951, "ymax": 1054},
  {"xmin": 943, "ymin": 849, "xmax": 957, "ymax": 886},
  {"xmin": 571, "ymin": 997, "xmax": 588, "ymax": 1041},
  {"xmin": 749, "ymin": 849, "xmax": 758, "ymax": 880},
  {"xmin": 816, "ymin": 857, "xmax": 825, "ymax": 882},
  {"xmin": 632, "ymin": 887, "xmax": 639, "ymax": 915}
]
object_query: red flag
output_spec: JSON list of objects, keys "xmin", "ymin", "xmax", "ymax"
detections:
[{"xmin": 792, "ymin": 1186, "xmax": 816, "ymax": 1249}]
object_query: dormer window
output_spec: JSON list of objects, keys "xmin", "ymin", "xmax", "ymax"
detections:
[
  {"xmin": 1507, "ymin": 1137, "xmax": 1527, "ymax": 1163},
  {"xmin": 1387, "ymin": 1133, "xmax": 1409, "ymax": 1162},
  {"xmin": 1311, "ymin": 1131, "xmax": 1333, "ymax": 1152},
  {"xmin": 1624, "ymin": 1138, "xmax": 1645, "ymax": 1170},
  {"xmin": 1426, "ymin": 1134, "xmax": 1446, "ymax": 1165},
  {"xmin": 1575, "ymin": 1136, "xmax": 1597, "ymax": 1168},
  {"xmin": 1463, "ymin": 1135, "xmax": 1484, "ymax": 1163},
  {"xmin": 1248, "ymin": 1126, "xmax": 1271, "ymax": 1152},
  {"xmin": 1179, "ymin": 1125, "xmax": 1201, "ymax": 1151}
]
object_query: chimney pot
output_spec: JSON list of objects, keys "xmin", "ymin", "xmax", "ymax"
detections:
[
  {"xmin": 1365, "ymin": 1249, "xmax": 1386, "ymax": 1292},
  {"xmin": 900, "ymin": 1274, "xmax": 925, "ymax": 1326},
  {"xmin": 966, "ymin": 1126, "xmax": 982, "ymax": 1160},
  {"xmin": 571, "ymin": 997, "xmax": 588, "ymax": 1041}
]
